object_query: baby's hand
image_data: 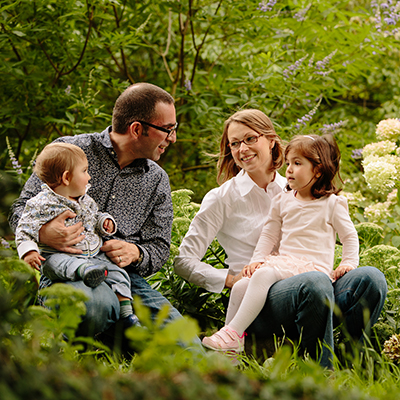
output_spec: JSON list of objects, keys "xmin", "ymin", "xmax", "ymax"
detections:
[
  {"xmin": 103, "ymin": 218, "xmax": 115, "ymax": 233},
  {"xmin": 23, "ymin": 251, "xmax": 45, "ymax": 271},
  {"xmin": 332, "ymin": 264, "xmax": 355, "ymax": 281},
  {"xmin": 242, "ymin": 262, "xmax": 262, "ymax": 278}
]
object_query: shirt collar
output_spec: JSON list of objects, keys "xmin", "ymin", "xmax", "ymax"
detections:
[
  {"xmin": 99, "ymin": 126, "xmax": 114, "ymax": 149},
  {"xmin": 236, "ymin": 169, "xmax": 286, "ymax": 197},
  {"xmin": 236, "ymin": 170, "xmax": 258, "ymax": 197},
  {"xmin": 40, "ymin": 183, "xmax": 88, "ymax": 203},
  {"xmin": 270, "ymin": 171, "xmax": 287, "ymax": 192}
]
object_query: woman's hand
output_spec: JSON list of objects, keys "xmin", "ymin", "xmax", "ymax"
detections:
[
  {"xmin": 332, "ymin": 264, "xmax": 355, "ymax": 281},
  {"xmin": 225, "ymin": 270, "xmax": 244, "ymax": 289},
  {"xmin": 225, "ymin": 262, "xmax": 263, "ymax": 289}
]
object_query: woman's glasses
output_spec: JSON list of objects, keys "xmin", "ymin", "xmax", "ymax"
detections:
[{"xmin": 228, "ymin": 134, "xmax": 264, "ymax": 150}]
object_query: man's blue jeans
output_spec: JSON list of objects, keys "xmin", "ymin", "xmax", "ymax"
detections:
[
  {"xmin": 246, "ymin": 267, "xmax": 387, "ymax": 369},
  {"xmin": 39, "ymin": 271, "xmax": 182, "ymax": 337}
]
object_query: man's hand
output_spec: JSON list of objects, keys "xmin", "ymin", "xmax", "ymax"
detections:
[
  {"xmin": 39, "ymin": 210, "xmax": 84, "ymax": 254},
  {"xmin": 23, "ymin": 250, "xmax": 45, "ymax": 271},
  {"xmin": 101, "ymin": 239, "xmax": 140, "ymax": 268},
  {"xmin": 332, "ymin": 264, "xmax": 355, "ymax": 281}
]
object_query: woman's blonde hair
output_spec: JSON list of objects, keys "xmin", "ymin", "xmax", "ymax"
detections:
[
  {"xmin": 34, "ymin": 143, "xmax": 87, "ymax": 189},
  {"xmin": 217, "ymin": 109, "xmax": 284, "ymax": 185}
]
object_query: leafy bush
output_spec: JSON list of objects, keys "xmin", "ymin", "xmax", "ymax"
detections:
[
  {"xmin": 360, "ymin": 245, "xmax": 400, "ymax": 276},
  {"xmin": 3, "ymin": 259, "xmax": 390, "ymax": 400},
  {"xmin": 1, "ymin": 260, "xmax": 393, "ymax": 400},
  {"xmin": 149, "ymin": 188, "xmax": 228, "ymax": 332},
  {"xmin": 355, "ymin": 222, "xmax": 384, "ymax": 250}
]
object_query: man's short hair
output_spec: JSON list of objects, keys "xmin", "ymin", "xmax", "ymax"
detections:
[
  {"xmin": 112, "ymin": 82, "xmax": 175, "ymax": 134},
  {"xmin": 34, "ymin": 143, "xmax": 87, "ymax": 189}
]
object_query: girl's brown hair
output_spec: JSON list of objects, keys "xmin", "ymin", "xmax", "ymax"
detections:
[
  {"xmin": 285, "ymin": 134, "xmax": 342, "ymax": 198},
  {"xmin": 34, "ymin": 143, "xmax": 87, "ymax": 189},
  {"xmin": 217, "ymin": 109, "xmax": 284, "ymax": 185}
]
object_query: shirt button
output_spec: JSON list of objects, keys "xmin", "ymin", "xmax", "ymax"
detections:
[{"xmin": 112, "ymin": 195, "xmax": 115, "ymax": 199}]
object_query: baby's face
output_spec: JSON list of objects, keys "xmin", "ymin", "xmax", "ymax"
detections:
[{"xmin": 66, "ymin": 158, "xmax": 90, "ymax": 200}]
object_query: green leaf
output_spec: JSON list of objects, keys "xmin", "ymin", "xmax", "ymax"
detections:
[
  {"xmin": 12, "ymin": 30, "xmax": 26, "ymax": 37},
  {"xmin": 225, "ymin": 96, "xmax": 241, "ymax": 104},
  {"xmin": 392, "ymin": 236, "xmax": 400, "ymax": 248}
]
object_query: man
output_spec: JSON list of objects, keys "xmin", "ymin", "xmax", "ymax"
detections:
[{"xmin": 9, "ymin": 82, "xmax": 182, "ymax": 338}]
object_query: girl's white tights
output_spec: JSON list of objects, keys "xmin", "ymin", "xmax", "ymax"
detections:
[{"xmin": 226, "ymin": 267, "xmax": 281, "ymax": 336}]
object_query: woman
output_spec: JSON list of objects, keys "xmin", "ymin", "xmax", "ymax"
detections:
[
  {"xmin": 174, "ymin": 109, "xmax": 387, "ymax": 369},
  {"xmin": 174, "ymin": 109, "xmax": 286, "ymax": 292}
]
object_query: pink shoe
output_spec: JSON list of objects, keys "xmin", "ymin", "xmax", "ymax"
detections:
[{"xmin": 202, "ymin": 326, "xmax": 245, "ymax": 352}]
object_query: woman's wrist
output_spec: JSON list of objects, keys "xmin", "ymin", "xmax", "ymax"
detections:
[{"xmin": 226, "ymin": 274, "xmax": 236, "ymax": 289}]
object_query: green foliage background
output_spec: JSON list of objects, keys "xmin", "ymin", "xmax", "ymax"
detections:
[
  {"xmin": 2, "ymin": 0, "xmax": 400, "ymax": 398},
  {"xmin": 1, "ymin": 0, "xmax": 400, "ymax": 212}
]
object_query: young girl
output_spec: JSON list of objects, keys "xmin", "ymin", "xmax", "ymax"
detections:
[{"xmin": 202, "ymin": 134, "xmax": 359, "ymax": 352}]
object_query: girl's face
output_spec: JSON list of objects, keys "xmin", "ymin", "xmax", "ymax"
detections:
[
  {"xmin": 285, "ymin": 149, "xmax": 319, "ymax": 200},
  {"xmin": 227, "ymin": 122, "xmax": 274, "ymax": 178},
  {"xmin": 67, "ymin": 158, "xmax": 91, "ymax": 200}
]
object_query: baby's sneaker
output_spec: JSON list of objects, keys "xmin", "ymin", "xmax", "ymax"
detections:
[
  {"xmin": 202, "ymin": 326, "xmax": 245, "ymax": 352},
  {"xmin": 81, "ymin": 264, "xmax": 108, "ymax": 288},
  {"xmin": 121, "ymin": 314, "xmax": 141, "ymax": 328}
]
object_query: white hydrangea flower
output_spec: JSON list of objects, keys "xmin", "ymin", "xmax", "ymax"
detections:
[
  {"xmin": 364, "ymin": 202, "xmax": 391, "ymax": 223},
  {"xmin": 363, "ymin": 159, "xmax": 397, "ymax": 193},
  {"xmin": 341, "ymin": 190, "xmax": 366, "ymax": 203},
  {"xmin": 362, "ymin": 154, "xmax": 379, "ymax": 167},
  {"xmin": 387, "ymin": 189, "xmax": 398, "ymax": 204},
  {"xmin": 382, "ymin": 154, "xmax": 400, "ymax": 169},
  {"xmin": 362, "ymin": 140, "xmax": 396, "ymax": 158},
  {"xmin": 376, "ymin": 118, "xmax": 400, "ymax": 141}
]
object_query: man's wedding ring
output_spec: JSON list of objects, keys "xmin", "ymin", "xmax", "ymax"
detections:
[{"xmin": 119, "ymin": 256, "xmax": 122, "ymax": 263}]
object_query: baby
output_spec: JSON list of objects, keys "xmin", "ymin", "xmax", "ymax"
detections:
[{"xmin": 15, "ymin": 142, "xmax": 139, "ymax": 328}]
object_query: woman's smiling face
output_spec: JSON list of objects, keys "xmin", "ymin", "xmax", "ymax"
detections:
[{"xmin": 227, "ymin": 122, "xmax": 274, "ymax": 177}]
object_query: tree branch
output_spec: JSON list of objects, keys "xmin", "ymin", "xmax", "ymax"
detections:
[
  {"xmin": 38, "ymin": 40, "xmax": 60, "ymax": 74},
  {"xmin": 190, "ymin": 0, "xmax": 223, "ymax": 84},
  {"xmin": 59, "ymin": 4, "xmax": 94, "ymax": 77},
  {"xmin": 111, "ymin": 2, "xmax": 134, "ymax": 83}
]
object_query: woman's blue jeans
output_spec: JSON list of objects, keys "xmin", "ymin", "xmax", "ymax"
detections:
[{"xmin": 246, "ymin": 267, "xmax": 387, "ymax": 369}]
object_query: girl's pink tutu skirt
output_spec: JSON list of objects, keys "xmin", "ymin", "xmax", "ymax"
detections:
[{"xmin": 260, "ymin": 254, "xmax": 322, "ymax": 280}]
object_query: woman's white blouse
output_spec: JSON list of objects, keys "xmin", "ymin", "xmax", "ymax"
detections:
[{"xmin": 174, "ymin": 170, "xmax": 286, "ymax": 293}]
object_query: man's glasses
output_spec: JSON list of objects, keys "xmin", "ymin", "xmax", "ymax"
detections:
[
  {"xmin": 137, "ymin": 120, "xmax": 178, "ymax": 138},
  {"xmin": 228, "ymin": 134, "xmax": 264, "ymax": 150}
]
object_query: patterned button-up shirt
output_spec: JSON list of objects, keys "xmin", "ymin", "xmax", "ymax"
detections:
[
  {"xmin": 9, "ymin": 127, "xmax": 173, "ymax": 277},
  {"xmin": 15, "ymin": 183, "xmax": 116, "ymax": 259}
]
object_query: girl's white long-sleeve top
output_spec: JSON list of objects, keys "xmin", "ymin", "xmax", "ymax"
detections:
[
  {"xmin": 250, "ymin": 191, "xmax": 359, "ymax": 277},
  {"xmin": 174, "ymin": 170, "xmax": 286, "ymax": 293}
]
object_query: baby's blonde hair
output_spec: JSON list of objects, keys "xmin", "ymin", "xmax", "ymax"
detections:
[{"xmin": 34, "ymin": 143, "xmax": 87, "ymax": 189}]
